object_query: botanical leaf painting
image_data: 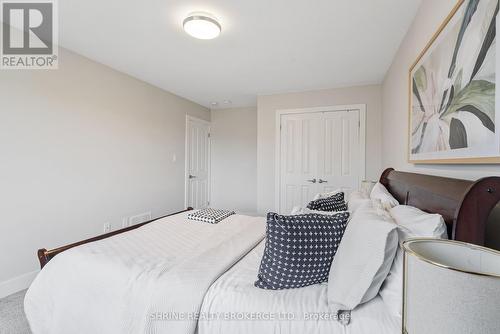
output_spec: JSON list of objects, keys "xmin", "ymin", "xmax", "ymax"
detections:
[{"xmin": 410, "ymin": 0, "xmax": 499, "ymax": 162}]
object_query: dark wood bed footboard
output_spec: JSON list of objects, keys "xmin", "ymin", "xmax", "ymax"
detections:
[{"xmin": 37, "ymin": 207, "xmax": 193, "ymax": 269}]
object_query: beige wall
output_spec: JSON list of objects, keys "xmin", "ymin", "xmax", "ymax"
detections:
[
  {"xmin": 210, "ymin": 107, "xmax": 257, "ymax": 214},
  {"xmin": 382, "ymin": 0, "xmax": 500, "ymax": 180},
  {"xmin": 257, "ymin": 85, "xmax": 383, "ymax": 214},
  {"xmin": 0, "ymin": 47, "xmax": 209, "ymax": 297},
  {"xmin": 381, "ymin": 0, "xmax": 500, "ymax": 249}
]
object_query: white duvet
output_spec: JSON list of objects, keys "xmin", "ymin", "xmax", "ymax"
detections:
[
  {"xmin": 24, "ymin": 212, "xmax": 266, "ymax": 334},
  {"xmin": 198, "ymin": 241, "xmax": 401, "ymax": 334},
  {"xmin": 25, "ymin": 211, "xmax": 401, "ymax": 334}
]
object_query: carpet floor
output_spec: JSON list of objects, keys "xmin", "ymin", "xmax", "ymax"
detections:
[{"xmin": 0, "ymin": 290, "xmax": 31, "ymax": 334}]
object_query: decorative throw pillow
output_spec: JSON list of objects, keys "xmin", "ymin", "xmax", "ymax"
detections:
[
  {"xmin": 187, "ymin": 208, "xmax": 235, "ymax": 224},
  {"xmin": 307, "ymin": 192, "xmax": 347, "ymax": 212},
  {"xmin": 255, "ymin": 211, "xmax": 350, "ymax": 290}
]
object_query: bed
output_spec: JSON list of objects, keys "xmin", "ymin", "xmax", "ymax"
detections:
[
  {"xmin": 25, "ymin": 168, "xmax": 500, "ymax": 334},
  {"xmin": 198, "ymin": 240, "xmax": 400, "ymax": 334}
]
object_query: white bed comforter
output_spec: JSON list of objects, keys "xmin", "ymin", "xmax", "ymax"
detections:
[
  {"xmin": 198, "ymin": 241, "xmax": 401, "ymax": 334},
  {"xmin": 24, "ymin": 212, "xmax": 266, "ymax": 334}
]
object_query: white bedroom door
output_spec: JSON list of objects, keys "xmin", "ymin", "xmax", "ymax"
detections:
[
  {"xmin": 185, "ymin": 116, "xmax": 211, "ymax": 209},
  {"xmin": 279, "ymin": 109, "xmax": 362, "ymax": 213}
]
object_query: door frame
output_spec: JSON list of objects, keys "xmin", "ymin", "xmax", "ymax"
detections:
[
  {"xmin": 184, "ymin": 115, "xmax": 211, "ymax": 208},
  {"xmin": 274, "ymin": 104, "xmax": 366, "ymax": 212}
]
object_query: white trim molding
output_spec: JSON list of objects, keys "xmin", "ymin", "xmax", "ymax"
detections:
[
  {"xmin": 274, "ymin": 104, "xmax": 367, "ymax": 212},
  {"xmin": 0, "ymin": 270, "xmax": 39, "ymax": 298}
]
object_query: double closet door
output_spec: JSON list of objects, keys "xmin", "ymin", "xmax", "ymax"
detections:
[{"xmin": 279, "ymin": 110, "xmax": 361, "ymax": 213}]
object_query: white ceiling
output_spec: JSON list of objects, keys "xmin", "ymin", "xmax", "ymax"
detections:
[{"xmin": 59, "ymin": 0, "xmax": 421, "ymax": 108}]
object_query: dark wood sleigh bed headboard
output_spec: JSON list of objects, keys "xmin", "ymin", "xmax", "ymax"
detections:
[{"xmin": 380, "ymin": 168, "xmax": 500, "ymax": 246}]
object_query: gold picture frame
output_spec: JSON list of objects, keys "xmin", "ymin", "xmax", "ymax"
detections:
[{"xmin": 408, "ymin": 0, "xmax": 499, "ymax": 164}]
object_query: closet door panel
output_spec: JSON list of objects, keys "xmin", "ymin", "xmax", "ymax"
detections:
[
  {"xmin": 279, "ymin": 113, "xmax": 321, "ymax": 213},
  {"xmin": 279, "ymin": 110, "xmax": 361, "ymax": 213},
  {"xmin": 318, "ymin": 110, "xmax": 360, "ymax": 194}
]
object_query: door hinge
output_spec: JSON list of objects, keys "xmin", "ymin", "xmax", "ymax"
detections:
[{"xmin": 207, "ymin": 201, "xmax": 210, "ymax": 206}]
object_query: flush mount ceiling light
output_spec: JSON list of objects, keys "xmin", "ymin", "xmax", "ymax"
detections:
[{"xmin": 183, "ymin": 12, "xmax": 221, "ymax": 40}]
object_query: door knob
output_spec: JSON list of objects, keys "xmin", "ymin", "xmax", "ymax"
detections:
[
  {"xmin": 189, "ymin": 174, "xmax": 196, "ymax": 179},
  {"xmin": 318, "ymin": 179, "xmax": 328, "ymax": 183},
  {"xmin": 306, "ymin": 179, "xmax": 317, "ymax": 183}
]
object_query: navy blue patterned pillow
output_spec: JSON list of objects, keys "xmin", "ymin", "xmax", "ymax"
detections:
[
  {"xmin": 307, "ymin": 192, "xmax": 347, "ymax": 212},
  {"xmin": 255, "ymin": 211, "xmax": 349, "ymax": 290}
]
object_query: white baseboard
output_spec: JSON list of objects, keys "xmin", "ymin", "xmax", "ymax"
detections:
[{"xmin": 0, "ymin": 270, "xmax": 39, "ymax": 299}]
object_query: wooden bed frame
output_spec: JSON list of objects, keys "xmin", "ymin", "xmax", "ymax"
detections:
[
  {"xmin": 380, "ymin": 168, "xmax": 500, "ymax": 246},
  {"xmin": 37, "ymin": 168, "xmax": 500, "ymax": 269},
  {"xmin": 37, "ymin": 207, "xmax": 193, "ymax": 268}
]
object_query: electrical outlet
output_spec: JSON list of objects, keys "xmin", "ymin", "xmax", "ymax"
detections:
[
  {"xmin": 103, "ymin": 223, "xmax": 112, "ymax": 233},
  {"xmin": 129, "ymin": 212, "xmax": 152, "ymax": 226}
]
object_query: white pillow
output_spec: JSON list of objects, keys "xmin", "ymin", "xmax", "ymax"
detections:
[
  {"xmin": 370, "ymin": 182, "xmax": 399, "ymax": 210},
  {"xmin": 379, "ymin": 205, "xmax": 448, "ymax": 317},
  {"xmin": 328, "ymin": 200, "xmax": 398, "ymax": 313},
  {"xmin": 290, "ymin": 206, "xmax": 303, "ymax": 215},
  {"xmin": 371, "ymin": 198, "xmax": 393, "ymax": 220},
  {"xmin": 347, "ymin": 190, "xmax": 371, "ymax": 212},
  {"xmin": 313, "ymin": 187, "xmax": 352, "ymax": 201},
  {"xmin": 291, "ymin": 207, "xmax": 349, "ymax": 216},
  {"xmin": 389, "ymin": 205, "xmax": 448, "ymax": 238}
]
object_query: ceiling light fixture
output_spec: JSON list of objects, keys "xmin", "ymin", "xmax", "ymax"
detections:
[{"xmin": 183, "ymin": 12, "xmax": 221, "ymax": 40}]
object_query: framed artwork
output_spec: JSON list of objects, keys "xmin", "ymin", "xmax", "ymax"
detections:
[{"xmin": 409, "ymin": 0, "xmax": 499, "ymax": 164}]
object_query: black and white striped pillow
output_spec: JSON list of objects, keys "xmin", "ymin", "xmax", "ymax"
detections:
[{"xmin": 307, "ymin": 192, "xmax": 347, "ymax": 212}]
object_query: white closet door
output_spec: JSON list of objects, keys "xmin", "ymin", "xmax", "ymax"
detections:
[
  {"xmin": 186, "ymin": 117, "xmax": 210, "ymax": 209},
  {"xmin": 279, "ymin": 113, "xmax": 322, "ymax": 213},
  {"xmin": 279, "ymin": 110, "xmax": 361, "ymax": 213},
  {"xmin": 317, "ymin": 110, "xmax": 360, "ymax": 194}
]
